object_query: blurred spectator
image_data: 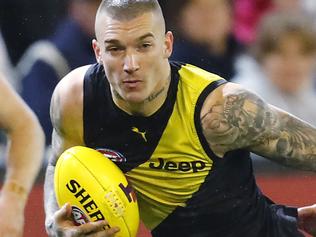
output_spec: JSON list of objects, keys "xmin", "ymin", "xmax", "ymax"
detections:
[
  {"xmin": 19, "ymin": 0, "xmax": 100, "ymax": 145},
  {"xmin": 168, "ymin": 0, "xmax": 244, "ymax": 81},
  {"xmin": 232, "ymin": 0, "xmax": 273, "ymax": 45},
  {"xmin": 0, "ymin": 0, "xmax": 66, "ymax": 65},
  {"xmin": 273, "ymin": 0, "xmax": 302, "ymax": 11},
  {"xmin": 233, "ymin": 11, "xmax": 316, "ymax": 126},
  {"xmin": 233, "ymin": 0, "xmax": 315, "ymax": 45},
  {"xmin": 302, "ymin": 0, "xmax": 316, "ymax": 15}
]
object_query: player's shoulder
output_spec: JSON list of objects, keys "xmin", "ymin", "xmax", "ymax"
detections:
[
  {"xmin": 51, "ymin": 65, "xmax": 92, "ymax": 122},
  {"xmin": 200, "ymin": 81, "xmax": 259, "ymax": 124},
  {"xmin": 201, "ymin": 81, "xmax": 237, "ymax": 106},
  {"xmin": 54, "ymin": 65, "xmax": 91, "ymax": 97},
  {"xmin": 200, "ymin": 82, "xmax": 266, "ymax": 157},
  {"xmin": 204, "ymin": 82, "xmax": 254, "ymax": 105}
]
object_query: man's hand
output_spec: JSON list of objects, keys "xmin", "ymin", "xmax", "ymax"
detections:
[
  {"xmin": 298, "ymin": 204, "xmax": 316, "ymax": 236},
  {"xmin": 0, "ymin": 191, "xmax": 25, "ymax": 237},
  {"xmin": 46, "ymin": 203, "xmax": 120, "ymax": 237}
]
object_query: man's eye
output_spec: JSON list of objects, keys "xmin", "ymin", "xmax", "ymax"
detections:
[
  {"xmin": 108, "ymin": 47, "xmax": 120, "ymax": 52},
  {"xmin": 142, "ymin": 43, "xmax": 152, "ymax": 48},
  {"xmin": 138, "ymin": 43, "xmax": 152, "ymax": 51}
]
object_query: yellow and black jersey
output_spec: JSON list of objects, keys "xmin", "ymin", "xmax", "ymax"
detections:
[{"xmin": 83, "ymin": 62, "xmax": 302, "ymax": 237}]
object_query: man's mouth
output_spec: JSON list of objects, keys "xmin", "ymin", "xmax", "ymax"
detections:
[{"xmin": 123, "ymin": 80, "xmax": 142, "ymax": 89}]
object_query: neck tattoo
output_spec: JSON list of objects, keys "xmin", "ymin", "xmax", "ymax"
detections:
[
  {"xmin": 146, "ymin": 78, "xmax": 170, "ymax": 102},
  {"xmin": 146, "ymin": 86, "xmax": 165, "ymax": 102}
]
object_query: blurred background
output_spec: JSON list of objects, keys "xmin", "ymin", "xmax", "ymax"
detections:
[{"xmin": 1, "ymin": 0, "xmax": 316, "ymax": 236}]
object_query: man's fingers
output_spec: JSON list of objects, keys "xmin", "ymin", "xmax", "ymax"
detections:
[
  {"xmin": 54, "ymin": 203, "xmax": 73, "ymax": 222},
  {"xmin": 298, "ymin": 204, "xmax": 316, "ymax": 218},
  {"xmin": 105, "ymin": 226, "xmax": 120, "ymax": 236},
  {"xmin": 52, "ymin": 204, "xmax": 120, "ymax": 236},
  {"xmin": 76, "ymin": 221, "xmax": 118, "ymax": 235},
  {"xmin": 297, "ymin": 204, "xmax": 316, "ymax": 235}
]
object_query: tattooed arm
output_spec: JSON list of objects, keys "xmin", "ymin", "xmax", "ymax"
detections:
[
  {"xmin": 44, "ymin": 67, "xmax": 85, "ymax": 236},
  {"xmin": 201, "ymin": 82, "xmax": 316, "ymax": 171}
]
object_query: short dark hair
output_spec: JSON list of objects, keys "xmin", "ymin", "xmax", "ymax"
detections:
[
  {"xmin": 252, "ymin": 11, "xmax": 316, "ymax": 61},
  {"xmin": 96, "ymin": 0, "xmax": 162, "ymax": 21}
]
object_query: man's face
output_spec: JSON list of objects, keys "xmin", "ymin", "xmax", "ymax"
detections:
[
  {"xmin": 93, "ymin": 11, "xmax": 173, "ymax": 104},
  {"xmin": 180, "ymin": 0, "xmax": 232, "ymax": 45},
  {"xmin": 262, "ymin": 35, "xmax": 316, "ymax": 94}
]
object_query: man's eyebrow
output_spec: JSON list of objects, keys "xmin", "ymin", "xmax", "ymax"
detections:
[
  {"xmin": 104, "ymin": 39, "xmax": 121, "ymax": 45},
  {"xmin": 104, "ymin": 33, "xmax": 155, "ymax": 45},
  {"xmin": 138, "ymin": 33, "xmax": 155, "ymax": 41}
]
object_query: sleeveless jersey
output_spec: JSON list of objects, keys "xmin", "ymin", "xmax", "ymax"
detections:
[{"xmin": 83, "ymin": 62, "xmax": 302, "ymax": 237}]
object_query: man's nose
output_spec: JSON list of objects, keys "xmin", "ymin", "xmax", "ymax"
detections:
[{"xmin": 123, "ymin": 53, "xmax": 140, "ymax": 74}]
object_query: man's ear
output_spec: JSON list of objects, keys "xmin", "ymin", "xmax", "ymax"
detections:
[
  {"xmin": 92, "ymin": 39, "xmax": 102, "ymax": 64},
  {"xmin": 163, "ymin": 31, "xmax": 174, "ymax": 58}
]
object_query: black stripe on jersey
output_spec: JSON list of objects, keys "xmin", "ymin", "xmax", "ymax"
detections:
[
  {"xmin": 83, "ymin": 63, "xmax": 181, "ymax": 173},
  {"xmin": 194, "ymin": 79, "xmax": 227, "ymax": 164},
  {"xmin": 83, "ymin": 63, "xmax": 104, "ymax": 143}
]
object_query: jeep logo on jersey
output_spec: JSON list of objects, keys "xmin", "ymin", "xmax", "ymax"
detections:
[
  {"xmin": 96, "ymin": 148, "xmax": 126, "ymax": 163},
  {"xmin": 149, "ymin": 158, "xmax": 206, "ymax": 173}
]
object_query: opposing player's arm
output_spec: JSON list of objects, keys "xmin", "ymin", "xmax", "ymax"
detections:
[
  {"xmin": 0, "ymin": 73, "xmax": 45, "ymax": 236},
  {"xmin": 201, "ymin": 82, "xmax": 316, "ymax": 171},
  {"xmin": 0, "ymin": 72, "xmax": 45, "ymax": 198},
  {"xmin": 44, "ymin": 67, "xmax": 86, "ymax": 234}
]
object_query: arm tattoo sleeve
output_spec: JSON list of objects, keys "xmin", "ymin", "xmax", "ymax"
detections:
[{"xmin": 201, "ymin": 88, "xmax": 316, "ymax": 171}]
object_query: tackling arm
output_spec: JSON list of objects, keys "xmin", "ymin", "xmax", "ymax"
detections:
[
  {"xmin": 0, "ymin": 73, "xmax": 45, "ymax": 237},
  {"xmin": 0, "ymin": 73, "xmax": 45, "ymax": 202}
]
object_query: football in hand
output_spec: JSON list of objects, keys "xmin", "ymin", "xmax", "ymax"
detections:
[{"xmin": 54, "ymin": 146, "xmax": 139, "ymax": 237}]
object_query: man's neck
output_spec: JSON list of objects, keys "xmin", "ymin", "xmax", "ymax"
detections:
[{"xmin": 113, "ymin": 66, "xmax": 171, "ymax": 117}]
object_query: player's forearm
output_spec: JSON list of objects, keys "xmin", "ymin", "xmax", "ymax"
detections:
[
  {"xmin": 201, "ymin": 85, "xmax": 316, "ymax": 171},
  {"xmin": 44, "ymin": 164, "xmax": 59, "ymax": 231},
  {"xmin": 252, "ymin": 109, "xmax": 316, "ymax": 171},
  {"xmin": 4, "ymin": 115, "xmax": 45, "ymax": 201}
]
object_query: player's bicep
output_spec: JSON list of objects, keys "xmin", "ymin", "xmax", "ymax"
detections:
[
  {"xmin": 201, "ymin": 83, "xmax": 279, "ymax": 157},
  {"xmin": 49, "ymin": 80, "xmax": 84, "ymax": 165},
  {"xmin": 50, "ymin": 89, "xmax": 67, "ymax": 165}
]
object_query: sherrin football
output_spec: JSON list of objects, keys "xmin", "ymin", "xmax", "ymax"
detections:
[{"xmin": 54, "ymin": 146, "xmax": 139, "ymax": 237}]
